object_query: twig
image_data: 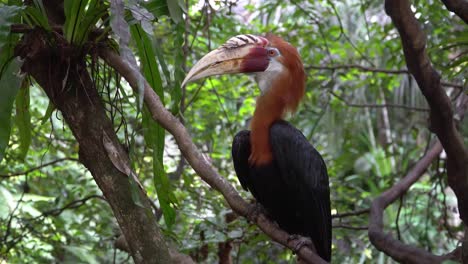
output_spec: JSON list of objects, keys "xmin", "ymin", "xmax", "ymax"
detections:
[
  {"xmin": 333, "ymin": 224, "xmax": 368, "ymax": 231},
  {"xmin": 332, "ymin": 208, "xmax": 369, "ymax": 219},
  {"xmin": 99, "ymin": 48, "xmax": 327, "ymax": 264},
  {"xmin": 329, "ymin": 90, "xmax": 429, "ymax": 112},
  {"xmin": 0, "ymin": 157, "xmax": 79, "ymax": 178},
  {"xmin": 3, "ymin": 191, "xmax": 25, "ymax": 248},
  {"xmin": 306, "ymin": 64, "xmax": 408, "ymax": 74},
  {"xmin": 306, "ymin": 64, "xmax": 463, "ymax": 89},
  {"xmin": 38, "ymin": 195, "xmax": 106, "ymax": 218}
]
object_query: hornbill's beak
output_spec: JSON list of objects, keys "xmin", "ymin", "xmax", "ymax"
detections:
[{"xmin": 182, "ymin": 34, "xmax": 270, "ymax": 87}]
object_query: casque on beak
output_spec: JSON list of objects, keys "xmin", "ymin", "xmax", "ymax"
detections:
[{"xmin": 182, "ymin": 34, "xmax": 271, "ymax": 87}]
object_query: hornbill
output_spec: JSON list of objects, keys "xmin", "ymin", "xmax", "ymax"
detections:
[{"xmin": 182, "ymin": 33, "xmax": 331, "ymax": 261}]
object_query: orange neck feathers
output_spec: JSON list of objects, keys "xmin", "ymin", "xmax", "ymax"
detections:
[{"xmin": 248, "ymin": 34, "xmax": 306, "ymax": 166}]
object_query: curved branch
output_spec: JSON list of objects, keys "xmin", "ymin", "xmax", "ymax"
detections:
[
  {"xmin": 385, "ymin": 0, "xmax": 468, "ymax": 227},
  {"xmin": 100, "ymin": 49, "xmax": 327, "ymax": 264},
  {"xmin": 368, "ymin": 141, "xmax": 446, "ymax": 263},
  {"xmin": 440, "ymin": 0, "xmax": 468, "ymax": 24}
]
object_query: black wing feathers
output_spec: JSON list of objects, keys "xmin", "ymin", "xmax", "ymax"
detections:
[
  {"xmin": 232, "ymin": 130, "xmax": 252, "ymax": 191},
  {"xmin": 231, "ymin": 121, "xmax": 331, "ymax": 261},
  {"xmin": 270, "ymin": 121, "xmax": 331, "ymax": 261}
]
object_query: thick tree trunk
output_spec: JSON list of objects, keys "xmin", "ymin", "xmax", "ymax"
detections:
[{"xmin": 15, "ymin": 29, "xmax": 171, "ymax": 263}]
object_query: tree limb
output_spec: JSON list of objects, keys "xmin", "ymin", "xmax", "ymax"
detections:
[
  {"xmin": 15, "ymin": 27, "xmax": 171, "ymax": 263},
  {"xmin": 369, "ymin": 1, "xmax": 468, "ymax": 261},
  {"xmin": 329, "ymin": 90, "xmax": 429, "ymax": 112},
  {"xmin": 0, "ymin": 157, "xmax": 79, "ymax": 178},
  {"xmin": 333, "ymin": 224, "xmax": 368, "ymax": 231},
  {"xmin": 385, "ymin": 0, "xmax": 468, "ymax": 258},
  {"xmin": 306, "ymin": 64, "xmax": 463, "ymax": 89},
  {"xmin": 440, "ymin": 0, "xmax": 468, "ymax": 24},
  {"xmin": 368, "ymin": 140, "xmax": 447, "ymax": 263},
  {"xmin": 100, "ymin": 48, "xmax": 327, "ymax": 264},
  {"xmin": 332, "ymin": 208, "xmax": 369, "ymax": 219}
]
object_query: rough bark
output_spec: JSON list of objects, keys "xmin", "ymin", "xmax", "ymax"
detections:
[
  {"xmin": 14, "ymin": 29, "xmax": 171, "ymax": 263},
  {"xmin": 100, "ymin": 49, "xmax": 328, "ymax": 264},
  {"xmin": 377, "ymin": 0, "xmax": 468, "ymax": 262}
]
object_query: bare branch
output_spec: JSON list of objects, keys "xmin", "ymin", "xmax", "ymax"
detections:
[
  {"xmin": 306, "ymin": 64, "xmax": 408, "ymax": 74},
  {"xmin": 38, "ymin": 195, "xmax": 106, "ymax": 218},
  {"xmin": 99, "ymin": 49, "xmax": 327, "ymax": 264},
  {"xmin": 306, "ymin": 64, "xmax": 463, "ymax": 89},
  {"xmin": 440, "ymin": 0, "xmax": 468, "ymax": 24},
  {"xmin": 332, "ymin": 208, "xmax": 369, "ymax": 219},
  {"xmin": 333, "ymin": 224, "xmax": 368, "ymax": 231},
  {"xmin": 368, "ymin": 140, "xmax": 445, "ymax": 263},
  {"xmin": 0, "ymin": 157, "xmax": 79, "ymax": 178},
  {"xmin": 329, "ymin": 90, "xmax": 429, "ymax": 112}
]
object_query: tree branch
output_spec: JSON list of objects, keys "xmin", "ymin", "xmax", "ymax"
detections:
[
  {"xmin": 306, "ymin": 64, "xmax": 463, "ymax": 89},
  {"xmin": 333, "ymin": 224, "xmax": 368, "ymax": 231},
  {"xmin": 368, "ymin": 141, "xmax": 448, "ymax": 263},
  {"xmin": 0, "ymin": 157, "xmax": 79, "ymax": 178},
  {"xmin": 440, "ymin": 0, "xmax": 468, "ymax": 24},
  {"xmin": 15, "ymin": 27, "xmax": 171, "ymax": 263},
  {"xmin": 385, "ymin": 0, "xmax": 468, "ymax": 230},
  {"xmin": 99, "ymin": 49, "xmax": 327, "ymax": 264},
  {"xmin": 332, "ymin": 208, "xmax": 369, "ymax": 219},
  {"xmin": 306, "ymin": 64, "xmax": 408, "ymax": 74},
  {"xmin": 329, "ymin": 90, "xmax": 429, "ymax": 112}
]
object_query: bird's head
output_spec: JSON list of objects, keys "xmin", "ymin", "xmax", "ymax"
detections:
[{"xmin": 182, "ymin": 33, "xmax": 305, "ymax": 105}]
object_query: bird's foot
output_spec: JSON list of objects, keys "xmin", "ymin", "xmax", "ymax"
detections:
[
  {"xmin": 288, "ymin": 234, "xmax": 315, "ymax": 254},
  {"xmin": 246, "ymin": 203, "xmax": 267, "ymax": 222}
]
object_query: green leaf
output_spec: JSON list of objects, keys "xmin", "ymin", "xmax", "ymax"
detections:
[
  {"xmin": 128, "ymin": 2, "xmax": 155, "ymax": 35},
  {"xmin": 0, "ymin": 57, "xmax": 24, "ymax": 163},
  {"xmin": 14, "ymin": 80, "xmax": 31, "ymax": 160},
  {"xmin": 144, "ymin": 0, "xmax": 169, "ymax": 18},
  {"xmin": 23, "ymin": 6, "xmax": 51, "ymax": 30},
  {"xmin": 166, "ymin": 0, "xmax": 183, "ymax": 24},
  {"xmin": 63, "ymin": 0, "xmax": 87, "ymax": 43},
  {"xmin": 131, "ymin": 23, "xmax": 165, "ymax": 158},
  {"xmin": 110, "ymin": 0, "xmax": 145, "ymax": 108},
  {"xmin": 63, "ymin": 246, "xmax": 99, "ymax": 264},
  {"xmin": 130, "ymin": 24, "xmax": 164, "ymax": 105},
  {"xmin": 40, "ymin": 100, "xmax": 56, "ymax": 125},
  {"xmin": 75, "ymin": 1, "xmax": 108, "ymax": 46},
  {"xmin": 129, "ymin": 176, "xmax": 145, "ymax": 208},
  {"xmin": 153, "ymin": 157, "xmax": 176, "ymax": 228},
  {"xmin": 0, "ymin": 5, "xmax": 23, "ymax": 52},
  {"xmin": 0, "ymin": 186, "xmax": 13, "ymax": 218},
  {"xmin": 130, "ymin": 24, "xmax": 176, "ymax": 227},
  {"xmin": 170, "ymin": 22, "xmax": 184, "ymax": 114}
]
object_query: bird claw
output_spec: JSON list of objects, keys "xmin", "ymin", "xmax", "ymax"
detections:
[
  {"xmin": 288, "ymin": 234, "xmax": 315, "ymax": 254},
  {"xmin": 246, "ymin": 203, "xmax": 267, "ymax": 222}
]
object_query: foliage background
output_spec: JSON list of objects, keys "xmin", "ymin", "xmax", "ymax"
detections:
[{"xmin": 0, "ymin": 0, "xmax": 466, "ymax": 263}]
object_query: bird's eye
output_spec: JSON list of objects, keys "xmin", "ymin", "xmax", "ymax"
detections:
[{"xmin": 267, "ymin": 48, "xmax": 278, "ymax": 57}]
